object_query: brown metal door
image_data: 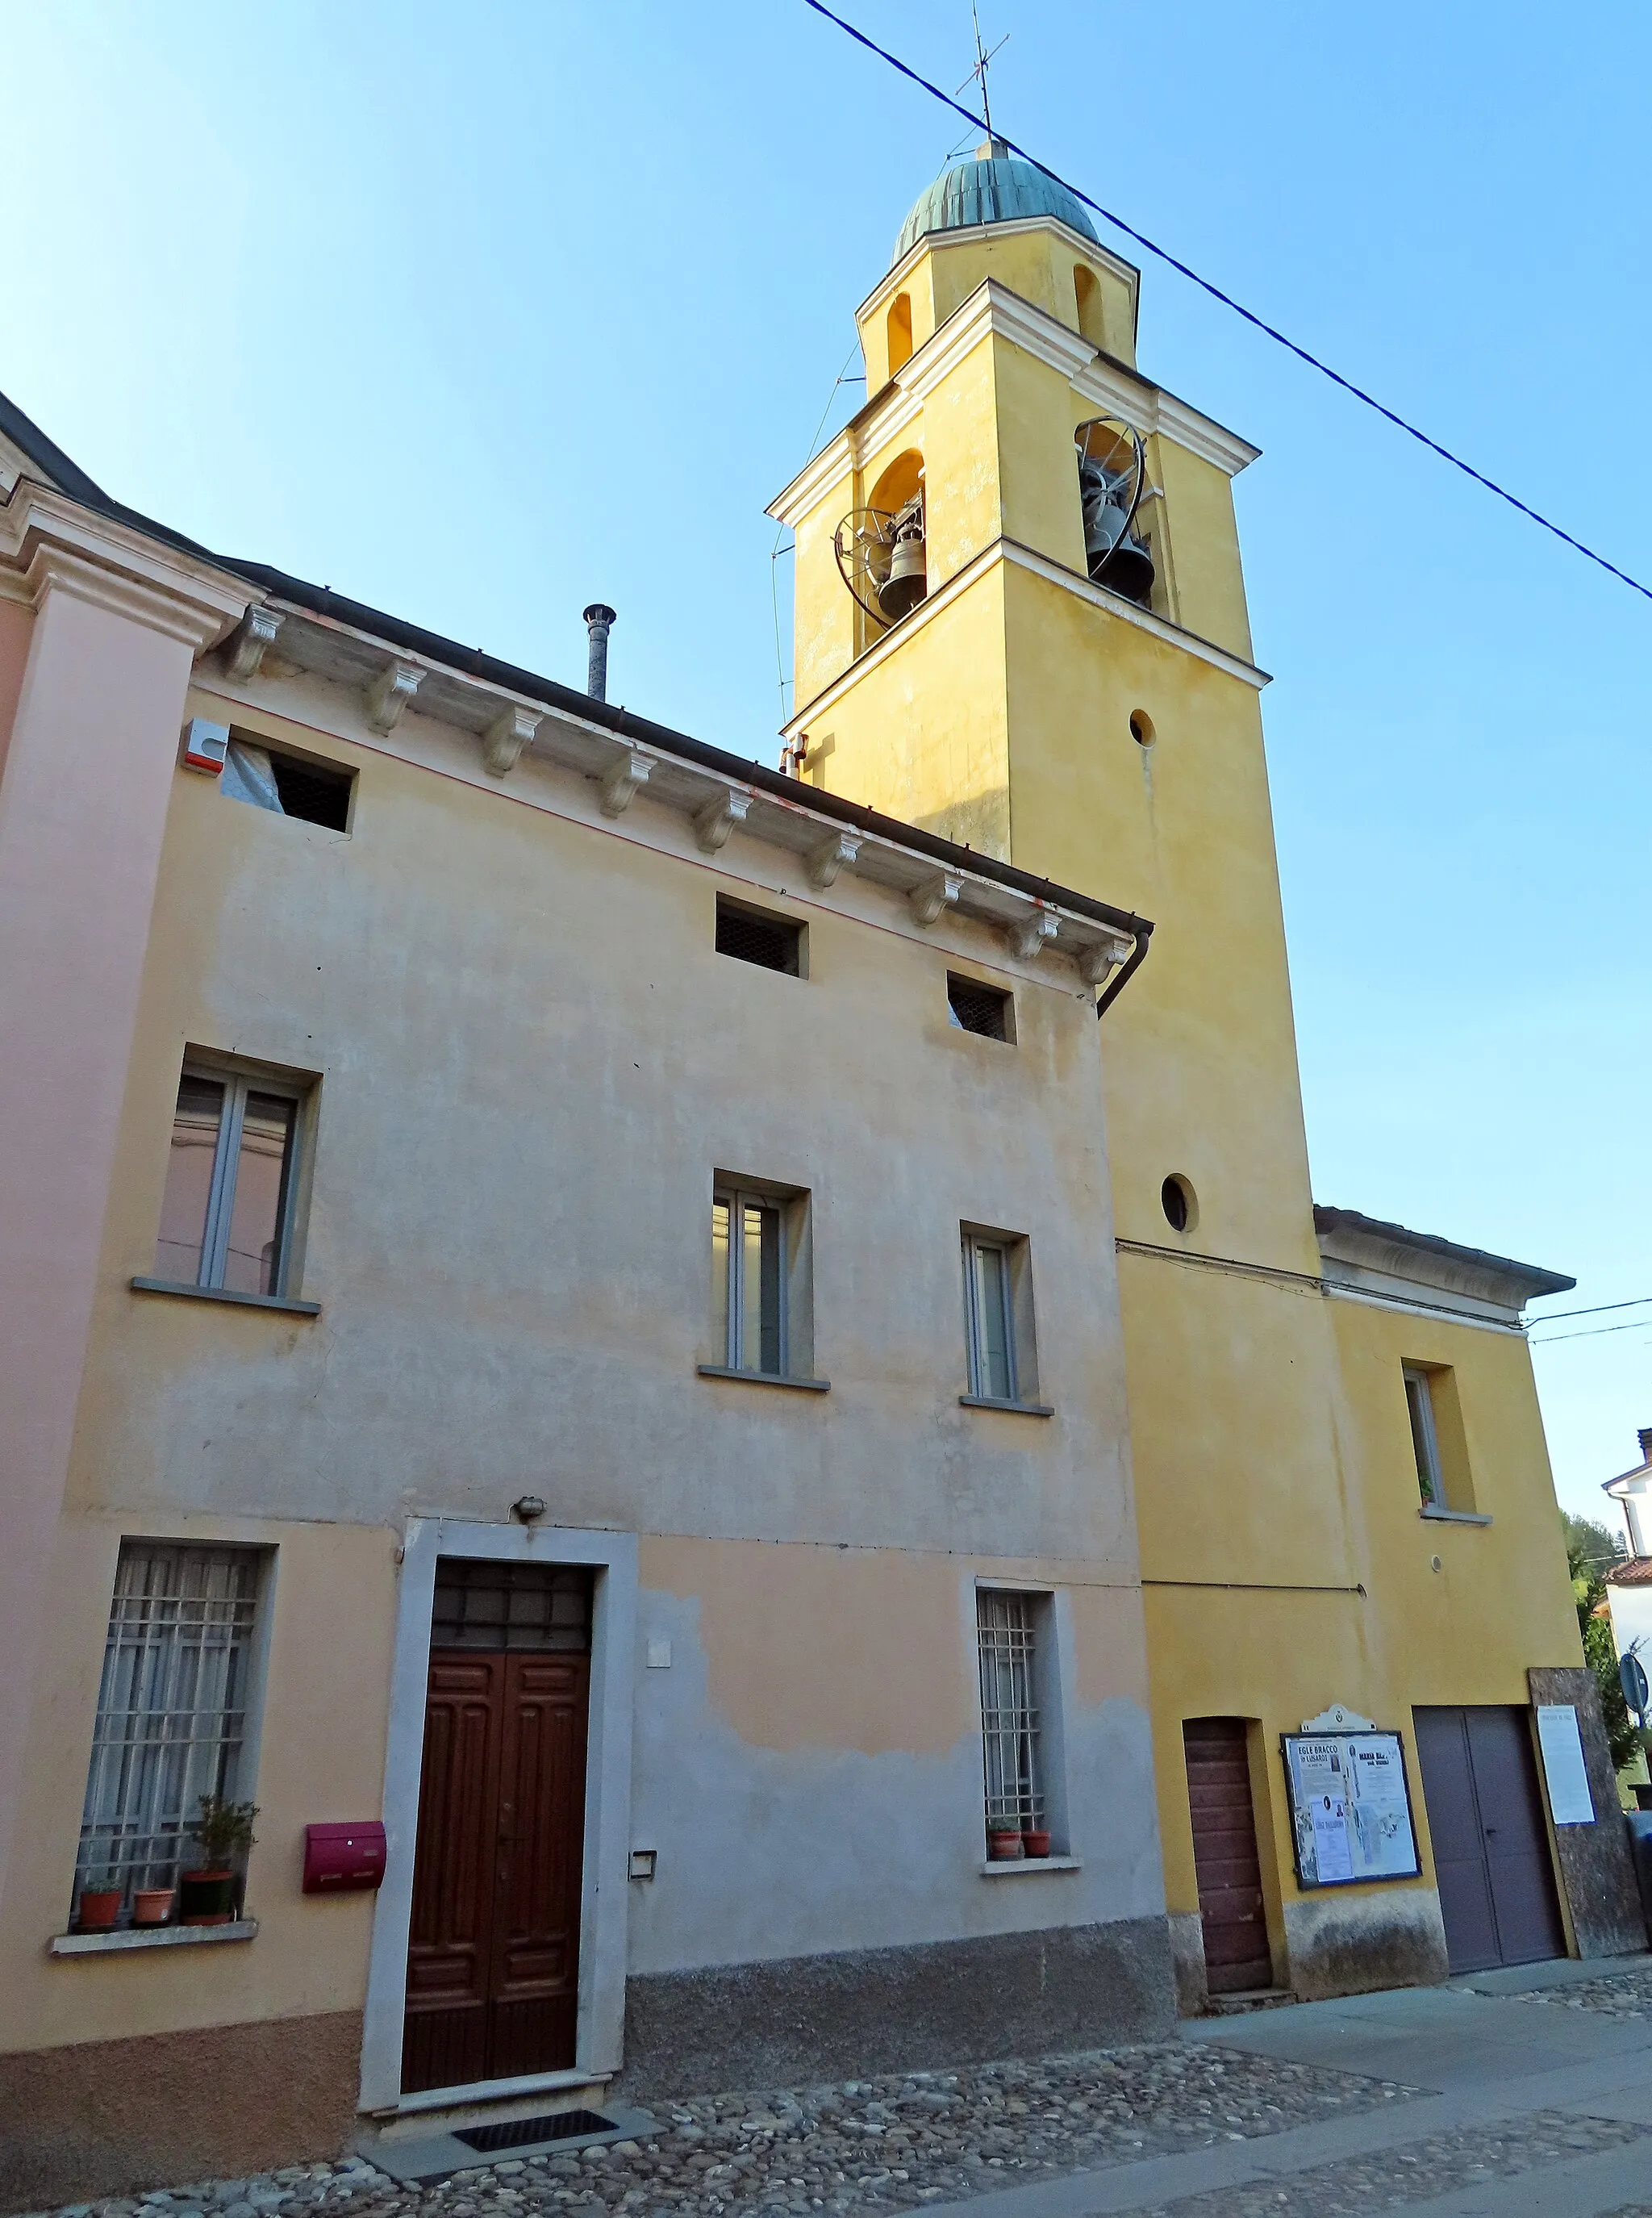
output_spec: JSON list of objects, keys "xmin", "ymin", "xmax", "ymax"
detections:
[
  {"xmin": 403, "ymin": 1564, "xmax": 593, "ymax": 2095},
  {"xmin": 1414, "ymin": 1705, "xmax": 1564, "ymax": 1973},
  {"xmin": 1183, "ymin": 1717, "xmax": 1274, "ymax": 1994}
]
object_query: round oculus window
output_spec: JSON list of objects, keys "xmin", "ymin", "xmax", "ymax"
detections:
[{"xmin": 1161, "ymin": 1174, "xmax": 1195, "ymax": 1233}]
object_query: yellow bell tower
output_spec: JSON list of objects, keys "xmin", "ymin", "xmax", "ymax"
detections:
[{"xmin": 772, "ymin": 144, "xmax": 1589, "ymax": 2007}]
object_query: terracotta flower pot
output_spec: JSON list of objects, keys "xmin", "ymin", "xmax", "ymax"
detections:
[
  {"xmin": 132, "ymin": 1888, "xmax": 174, "ymax": 1927},
  {"xmin": 1021, "ymin": 1829, "xmax": 1053, "ymax": 1859},
  {"xmin": 987, "ymin": 1828, "xmax": 1024, "ymax": 1861},
  {"xmin": 77, "ymin": 1888, "xmax": 122, "ymax": 1931},
  {"xmin": 178, "ymin": 1869, "xmax": 236, "ymax": 1924}
]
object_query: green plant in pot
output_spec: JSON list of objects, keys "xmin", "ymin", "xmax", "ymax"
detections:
[{"xmin": 178, "ymin": 1794, "xmax": 257, "ymax": 1924}]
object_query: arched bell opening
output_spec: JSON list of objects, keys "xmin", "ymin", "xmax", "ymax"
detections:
[
  {"xmin": 1074, "ymin": 416, "xmax": 1154, "ymax": 608},
  {"xmin": 1073, "ymin": 265, "xmax": 1107, "ymax": 353},
  {"xmin": 832, "ymin": 449, "xmax": 928, "ymax": 637},
  {"xmin": 886, "ymin": 293, "xmax": 914, "ymax": 378}
]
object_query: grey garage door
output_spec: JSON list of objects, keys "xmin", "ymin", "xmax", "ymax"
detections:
[{"xmin": 1412, "ymin": 1705, "xmax": 1566, "ymax": 1973}]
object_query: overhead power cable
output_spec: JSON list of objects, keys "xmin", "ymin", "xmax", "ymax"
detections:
[
  {"xmin": 1530, "ymin": 1317, "xmax": 1652, "ymax": 1347},
  {"xmin": 1529, "ymin": 1294, "xmax": 1652, "ymax": 1324},
  {"xmin": 799, "ymin": 0, "xmax": 1652, "ymax": 607}
]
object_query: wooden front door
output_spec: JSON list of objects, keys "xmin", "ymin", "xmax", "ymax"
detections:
[
  {"xmin": 1183, "ymin": 1716, "xmax": 1274, "ymax": 1994},
  {"xmin": 1413, "ymin": 1705, "xmax": 1565, "ymax": 1974},
  {"xmin": 403, "ymin": 1563, "xmax": 593, "ymax": 2095}
]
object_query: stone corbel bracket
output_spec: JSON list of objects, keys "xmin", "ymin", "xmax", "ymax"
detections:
[
  {"xmin": 365, "ymin": 660, "xmax": 423, "ymax": 737},
  {"xmin": 807, "ymin": 829, "xmax": 861, "ymax": 888},
  {"xmin": 482, "ymin": 704, "xmax": 540, "ymax": 779},
  {"xmin": 909, "ymin": 871, "xmax": 962, "ymax": 928},
  {"xmin": 599, "ymin": 744, "xmax": 653, "ymax": 818},
  {"xmin": 694, "ymin": 787, "xmax": 751, "ymax": 854},
  {"xmin": 222, "ymin": 607, "xmax": 283, "ymax": 683},
  {"xmin": 1071, "ymin": 929, "xmax": 1136, "ymax": 988},
  {"xmin": 1005, "ymin": 905, "xmax": 1061, "ymax": 962}
]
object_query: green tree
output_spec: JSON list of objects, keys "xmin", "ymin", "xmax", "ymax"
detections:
[
  {"xmin": 1565, "ymin": 1511, "xmax": 1627, "ymax": 1581},
  {"xmin": 1565, "ymin": 1521, "xmax": 1640, "ymax": 1773}
]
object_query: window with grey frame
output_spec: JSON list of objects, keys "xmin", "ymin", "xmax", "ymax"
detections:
[
  {"xmin": 153, "ymin": 1063, "xmax": 308, "ymax": 1298},
  {"xmin": 73, "ymin": 1543, "xmax": 263, "ymax": 1919},
  {"xmin": 978, "ymin": 1590, "xmax": 1045, "ymax": 1832},
  {"xmin": 711, "ymin": 1187, "xmax": 790, "ymax": 1376},
  {"xmin": 1404, "ymin": 1365, "xmax": 1444, "ymax": 1506},
  {"xmin": 962, "ymin": 1229, "xmax": 1040, "ymax": 1406}
]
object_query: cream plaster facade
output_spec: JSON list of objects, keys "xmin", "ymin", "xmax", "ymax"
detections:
[{"xmin": 0, "ymin": 395, "xmax": 1166, "ymax": 2208}]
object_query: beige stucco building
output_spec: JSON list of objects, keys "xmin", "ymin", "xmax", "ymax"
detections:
[{"xmin": 0, "ymin": 382, "xmax": 1167, "ymax": 2205}]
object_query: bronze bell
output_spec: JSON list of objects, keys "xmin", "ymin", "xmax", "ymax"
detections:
[
  {"xmin": 878, "ymin": 523, "xmax": 928, "ymax": 621},
  {"xmin": 1096, "ymin": 528, "xmax": 1154, "ymax": 606}
]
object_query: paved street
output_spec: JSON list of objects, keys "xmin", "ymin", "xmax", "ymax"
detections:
[{"xmin": 27, "ymin": 1958, "xmax": 1652, "ymax": 2218}]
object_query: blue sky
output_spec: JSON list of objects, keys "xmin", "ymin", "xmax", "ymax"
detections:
[{"xmin": 5, "ymin": 2, "xmax": 1647, "ymax": 1525}]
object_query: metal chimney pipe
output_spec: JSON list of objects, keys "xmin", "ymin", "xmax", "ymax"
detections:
[{"xmin": 582, "ymin": 603, "xmax": 616, "ymax": 702}]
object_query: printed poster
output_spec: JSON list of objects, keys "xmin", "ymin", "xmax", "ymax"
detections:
[{"xmin": 1282, "ymin": 1731, "xmax": 1422, "ymax": 1888}]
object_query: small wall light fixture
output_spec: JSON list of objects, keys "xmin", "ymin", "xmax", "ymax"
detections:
[
  {"xmin": 628, "ymin": 1848, "xmax": 658, "ymax": 1882},
  {"xmin": 511, "ymin": 1494, "xmax": 547, "ymax": 1523}
]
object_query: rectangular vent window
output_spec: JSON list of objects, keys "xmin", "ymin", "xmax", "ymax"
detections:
[
  {"xmin": 456, "ymin": 2111, "xmax": 617, "ymax": 2154},
  {"xmin": 223, "ymin": 738, "xmax": 353, "ymax": 831},
  {"xmin": 948, "ymin": 975, "xmax": 1012, "ymax": 1041},
  {"xmin": 715, "ymin": 896, "xmax": 802, "ymax": 975}
]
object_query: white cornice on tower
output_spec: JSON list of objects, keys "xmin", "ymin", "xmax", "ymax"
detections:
[
  {"xmin": 860, "ymin": 213, "xmax": 1142, "ymax": 334},
  {"xmin": 768, "ymin": 279, "xmax": 1258, "ymax": 529},
  {"xmin": 782, "ymin": 533, "xmax": 1269, "ymax": 741}
]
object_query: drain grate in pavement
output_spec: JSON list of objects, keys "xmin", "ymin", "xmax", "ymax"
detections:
[{"xmin": 455, "ymin": 2108, "xmax": 616, "ymax": 2153}]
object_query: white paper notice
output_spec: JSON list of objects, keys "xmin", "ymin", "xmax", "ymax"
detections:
[
  {"xmin": 1311, "ymin": 1793, "xmax": 1354, "ymax": 1882},
  {"xmin": 1536, "ymin": 1704, "xmax": 1595, "ymax": 1825}
]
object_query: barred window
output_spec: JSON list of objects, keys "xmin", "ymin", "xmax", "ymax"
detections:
[
  {"xmin": 977, "ymin": 1590, "xmax": 1044, "ymax": 1833},
  {"xmin": 74, "ymin": 1543, "xmax": 262, "ymax": 1916}
]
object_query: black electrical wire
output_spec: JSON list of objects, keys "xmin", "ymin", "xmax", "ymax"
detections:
[{"xmin": 800, "ymin": 0, "xmax": 1652, "ymax": 607}]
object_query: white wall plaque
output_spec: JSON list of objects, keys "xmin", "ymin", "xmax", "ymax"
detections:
[{"xmin": 1536, "ymin": 1703, "xmax": 1596, "ymax": 1825}]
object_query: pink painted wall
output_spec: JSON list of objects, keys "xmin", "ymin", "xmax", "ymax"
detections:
[
  {"xmin": 0, "ymin": 580, "xmax": 202, "ymax": 1900},
  {"xmin": 0, "ymin": 598, "xmax": 34, "ymax": 787}
]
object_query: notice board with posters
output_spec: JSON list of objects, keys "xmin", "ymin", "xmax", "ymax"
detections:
[{"xmin": 1281, "ymin": 1730, "xmax": 1423, "ymax": 1888}]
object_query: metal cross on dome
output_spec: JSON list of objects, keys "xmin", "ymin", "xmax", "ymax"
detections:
[{"xmin": 959, "ymin": 2, "xmax": 1008, "ymax": 140}]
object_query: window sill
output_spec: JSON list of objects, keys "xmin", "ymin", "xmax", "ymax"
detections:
[
  {"xmin": 979, "ymin": 1857, "xmax": 1082, "ymax": 1878},
  {"xmin": 696, "ymin": 1365, "xmax": 830, "ymax": 1393},
  {"xmin": 131, "ymin": 1276, "xmax": 320, "ymax": 1318},
  {"xmin": 50, "ymin": 1918, "xmax": 258, "ymax": 1957},
  {"xmin": 1419, "ymin": 1505, "xmax": 1492, "ymax": 1527},
  {"xmin": 959, "ymin": 1394, "xmax": 1054, "ymax": 1418}
]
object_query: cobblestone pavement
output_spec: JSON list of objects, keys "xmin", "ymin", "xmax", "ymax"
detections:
[
  {"xmin": 21, "ymin": 2045, "xmax": 1408, "ymax": 2218},
  {"xmin": 1514, "ymin": 1963, "xmax": 1652, "ymax": 2020},
  {"xmin": 1132, "ymin": 2111, "xmax": 1651, "ymax": 2216}
]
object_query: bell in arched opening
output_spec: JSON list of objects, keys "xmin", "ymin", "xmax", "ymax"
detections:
[
  {"xmin": 878, "ymin": 501, "xmax": 928, "ymax": 621},
  {"xmin": 1076, "ymin": 417, "xmax": 1155, "ymax": 608}
]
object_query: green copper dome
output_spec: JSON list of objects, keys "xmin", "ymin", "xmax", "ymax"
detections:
[{"xmin": 893, "ymin": 141, "xmax": 1099, "ymax": 266}]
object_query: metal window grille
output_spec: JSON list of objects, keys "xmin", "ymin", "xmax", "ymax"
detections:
[
  {"xmin": 431, "ymin": 1560, "xmax": 594, "ymax": 1652},
  {"xmin": 715, "ymin": 896, "xmax": 802, "ymax": 975},
  {"xmin": 946, "ymin": 975, "xmax": 1010, "ymax": 1040},
  {"xmin": 977, "ymin": 1591, "xmax": 1043, "ymax": 1830},
  {"xmin": 74, "ymin": 1544, "xmax": 261, "ymax": 1910}
]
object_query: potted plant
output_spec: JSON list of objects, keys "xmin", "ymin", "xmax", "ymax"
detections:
[
  {"xmin": 76, "ymin": 1882, "xmax": 123, "ymax": 1931},
  {"xmin": 178, "ymin": 1794, "xmax": 257, "ymax": 1924},
  {"xmin": 132, "ymin": 1886, "xmax": 175, "ymax": 1926},
  {"xmin": 986, "ymin": 1819, "xmax": 1024, "ymax": 1861},
  {"xmin": 1021, "ymin": 1827, "xmax": 1052, "ymax": 1860}
]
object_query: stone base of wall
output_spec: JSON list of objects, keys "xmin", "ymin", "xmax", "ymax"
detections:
[
  {"xmin": 1283, "ymin": 1886, "xmax": 1449, "ymax": 2001},
  {"xmin": 617, "ymin": 1915, "xmax": 1176, "ymax": 2100},
  {"xmin": 0, "ymin": 2011, "xmax": 361, "ymax": 2215},
  {"xmin": 1166, "ymin": 1911, "xmax": 1208, "ymax": 2017}
]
